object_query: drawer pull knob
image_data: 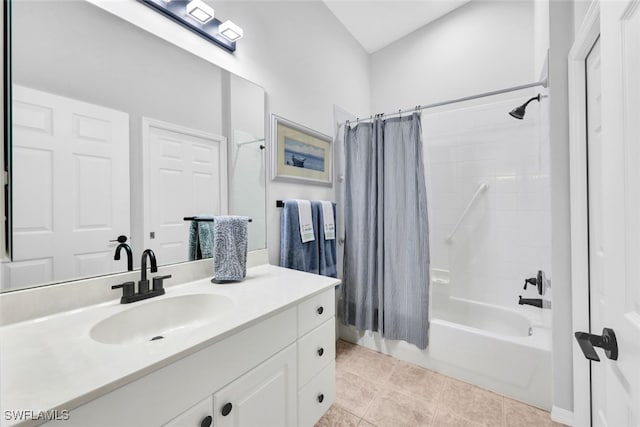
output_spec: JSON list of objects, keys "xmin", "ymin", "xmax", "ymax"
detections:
[
  {"xmin": 200, "ymin": 415, "xmax": 213, "ymax": 427},
  {"xmin": 317, "ymin": 347, "xmax": 324, "ymax": 357},
  {"xmin": 317, "ymin": 306, "xmax": 324, "ymax": 315},
  {"xmin": 317, "ymin": 393, "xmax": 325, "ymax": 403},
  {"xmin": 221, "ymin": 402, "xmax": 233, "ymax": 416}
]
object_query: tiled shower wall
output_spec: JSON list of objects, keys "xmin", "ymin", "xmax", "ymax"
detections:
[{"xmin": 422, "ymin": 96, "xmax": 551, "ymax": 311}]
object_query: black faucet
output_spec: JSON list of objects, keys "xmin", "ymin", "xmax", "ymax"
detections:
[
  {"xmin": 139, "ymin": 249, "xmax": 158, "ymax": 294},
  {"xmin": 112, "ymin": 248, "xmax": 171, "ymax": 304},
  {"xmin": 114, "ymin": 243, "xmax": 133, "ymax": 271},
  {"xmin": 519, "ymin": 296, "xmax": 551, "ymax": 309}
]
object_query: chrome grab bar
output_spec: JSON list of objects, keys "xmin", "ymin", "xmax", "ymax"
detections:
[{"xmin": 446, "ymin": 182, "xmax": 489, "ymax": 242}]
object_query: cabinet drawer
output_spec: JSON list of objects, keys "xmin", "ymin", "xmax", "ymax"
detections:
[
  {"xmin": 163, "ymin": 396, "xmax": 212, "ymax": 427},
  {"xmin": 297, "ymin": 361, "xmax": 335, "ymax": 427},
  {"xmin": 297, "ymin": 289, "xmax": 335, "ymax": 337},
  {"xmin": 297, "ymin": 318, "xmax": 335, "ymax": 388}
]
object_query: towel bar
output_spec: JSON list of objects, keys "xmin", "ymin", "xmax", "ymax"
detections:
[{"xmin": 184, "ymin": 216, "xmax": 252, "ymax": 223}]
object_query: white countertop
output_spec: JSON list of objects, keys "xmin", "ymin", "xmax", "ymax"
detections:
[{"xmin": 0, "ymin": 265, "xmax": 340, "ymax": 427}]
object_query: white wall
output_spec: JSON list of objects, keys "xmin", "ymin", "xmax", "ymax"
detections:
[
  {"xmin": 87, "ymin": 0, "xmax": 371, "ymax": 265},
  {"xmin": 370, "ymin": 0, "xmax": 535, "ymax": 113},
  {"xmin": 548, "ymin": 0, "xmax": 576, "ymax": 418},
  {"xmin": 534, "ymin": 0, "xmax": 550, "ymax": 80}
]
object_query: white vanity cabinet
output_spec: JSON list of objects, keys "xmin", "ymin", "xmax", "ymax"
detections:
[
  {"xmin": 164, "ymin": 344, "xmax": 297, "ymax": 427},
  {"xmin": 42, "ymin": 287, "xmax": 335, "ymax": 427}
]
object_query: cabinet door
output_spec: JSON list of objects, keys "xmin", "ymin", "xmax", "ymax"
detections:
[
  {"xmin": 163, "ymin": 396, "xmax": 213, "ymax": 427},
  {"xmin": 213, "ymin": 344, "xmax": 297, "ymax": 427}
]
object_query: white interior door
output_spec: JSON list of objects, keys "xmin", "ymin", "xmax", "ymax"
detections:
[
  {"xmin": 3, "ymin": 85, "xmax": 130, "ymax": 290},
  {"xmin": 143, "ymin": 118, "xmax": 227, "ymax": 265},
  {"xmin": 580, "ymin": 2, "xmax": 640, "ymax": 426}
]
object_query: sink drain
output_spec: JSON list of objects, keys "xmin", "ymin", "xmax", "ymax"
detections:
[{"xmin": 150, "ymin": 335, "xmax": 165, "ymax": 341}]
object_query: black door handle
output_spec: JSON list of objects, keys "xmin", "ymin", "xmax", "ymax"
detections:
[{"xmin": 574, "ymin": 328, "xmax": 618, "ymax": 362}]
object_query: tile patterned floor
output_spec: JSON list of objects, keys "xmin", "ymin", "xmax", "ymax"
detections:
[{"xmin": 316, "ymin": 340, "xmax": 565, "ymax": 427}]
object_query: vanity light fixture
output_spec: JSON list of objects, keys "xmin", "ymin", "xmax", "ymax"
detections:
[
  {"xmin": 185, "ymin": 0, "xmax": 214, "ymax": 25},
  {"xmin": 139, "ymin": 0, "xmax": 240, "ymax": 52},
  {"xmin": 219, "ymin": 20, "xmax": 243, "ymax": 41}
]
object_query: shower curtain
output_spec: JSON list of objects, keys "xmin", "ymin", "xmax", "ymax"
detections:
[{"xmin": 341, "ymin": 113, "xmax": 431, "ymax": 349}]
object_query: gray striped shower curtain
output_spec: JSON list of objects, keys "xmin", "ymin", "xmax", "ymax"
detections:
[{"xmin": 341, "ymin": 113, "xmax": 430, "ymax": 349}]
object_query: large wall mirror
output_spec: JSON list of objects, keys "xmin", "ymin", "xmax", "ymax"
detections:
[{"xmin": 1, "ymin": 0, "xmax": 266, "ymax": 292}]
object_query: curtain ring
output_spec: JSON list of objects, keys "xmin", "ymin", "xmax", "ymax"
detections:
[{"xmin": 398, "ymin": 109, "xmax": 402, "ymax": 118}]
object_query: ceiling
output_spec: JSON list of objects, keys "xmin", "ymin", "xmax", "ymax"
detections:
[{"xmin": 323, "ymin": 0, "xmax": 472, "ymax": 53}]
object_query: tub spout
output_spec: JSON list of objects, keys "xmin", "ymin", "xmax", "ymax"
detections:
[{"xmin": 518, "ymin": 296, "xmax": 551, "ymax": 309}]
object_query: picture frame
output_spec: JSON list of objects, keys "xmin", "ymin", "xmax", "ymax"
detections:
[{"xmin": 271, "ymin": 114, "xmax": 333, "ymax": 186}]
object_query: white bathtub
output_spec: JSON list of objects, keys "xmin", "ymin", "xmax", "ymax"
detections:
[
  {"xmin": 429, "ymin": 297, "xmax": 551, "ymax": 409},
  {"xmin": 339, "ymin": 296, "xmax": 552, "ymax": 410}
]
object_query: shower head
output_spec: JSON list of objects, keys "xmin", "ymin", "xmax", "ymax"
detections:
[{"xmin": 509, "ymin": 94, "xmax": 541, "ymax": 120}]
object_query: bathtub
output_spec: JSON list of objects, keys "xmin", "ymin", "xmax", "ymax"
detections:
[
  {"xmin": 429, "ymin": 297, "xmax": 551, "ymax": 409},
  {"xmin": 339, "ymin": 296, "xmax": 552, "ymax": 410}
]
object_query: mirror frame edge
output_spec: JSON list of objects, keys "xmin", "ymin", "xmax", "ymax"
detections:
[{"xmin": 2, "ymin": 0, "xmax": 11, "ymax": 264}]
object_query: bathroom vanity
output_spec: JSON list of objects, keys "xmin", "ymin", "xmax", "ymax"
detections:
[{"xmin": 0, "ymin": 265, "xmax": 339, "ymax": 427}]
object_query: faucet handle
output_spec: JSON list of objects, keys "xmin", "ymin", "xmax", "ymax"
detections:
[
  {"xmin": 112, "ymin": 281, "xmax": 135, "ymax": 298},
  {"xmin": 524, "ymin": 278, "xmax": 537, "ymax": 290},
  {"xmin": 152, "ymin": 275, "xmax": 172, "ymax": 293}
]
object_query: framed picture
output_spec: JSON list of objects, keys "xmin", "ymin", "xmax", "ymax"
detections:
[{"xmin": 271, "ymin": 114, "xmax": 333, "ymax": 186}]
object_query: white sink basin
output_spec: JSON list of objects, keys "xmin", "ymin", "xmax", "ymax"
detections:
[{"xmin": 90, "ymin": 294, "xmax": 234, "ymax": 345}]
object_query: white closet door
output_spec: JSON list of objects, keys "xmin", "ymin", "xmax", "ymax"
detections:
[
  {"xmin": 143, "ymin": 118, "xmax": 227, "ymax": 265},
  {"xmin": 5, "ymin": 85, "xmax": 130, "ymax": 289}
]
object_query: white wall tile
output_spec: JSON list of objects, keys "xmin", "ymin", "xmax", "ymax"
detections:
[{"xmin": 424, "ymin": 98, "xmax": 551, "ymax": 312}]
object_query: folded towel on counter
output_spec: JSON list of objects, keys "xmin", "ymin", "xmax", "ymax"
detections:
[
  {"xmin": 188, "ymin": 215, "xmax": 215, "ymax": 260},
  {"xmin": 296, "ymin": 199, "xmax": 315, "ymax": 243},
  {"xmin": 313, "ymin": 201, "xmax": 337, "ymax": 278},
  {"xmin": 320, "ymin": 200, "xmax": 335, "ymax": 240},
  {"xmin": 280, "ymin": 200, "xmax": 319, "ymax": 274},
  {"xmin": 212, "ymin": 216, "xmax": 249, "ymax": 283}
]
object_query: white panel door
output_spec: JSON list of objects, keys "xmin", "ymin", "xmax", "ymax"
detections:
[
  {"xmin": 584, "ymin": 2, "xmax": 640, "ymax": 426},
  {"xmin": 4, "ymin": 85, "xmax": 130, "ymax": 290},
  {"xmin": 143, "ymin": 118, "xmax": 227, "ymax": 265}
]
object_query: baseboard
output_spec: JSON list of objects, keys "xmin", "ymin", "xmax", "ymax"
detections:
[{"xmin": 551, "ymin": 406, "xmax": 574, "ymax": 426}]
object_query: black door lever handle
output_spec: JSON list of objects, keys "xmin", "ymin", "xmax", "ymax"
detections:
[{"xmin": 574, "ymin": 328, "xmax": 618, "ymax": 362}]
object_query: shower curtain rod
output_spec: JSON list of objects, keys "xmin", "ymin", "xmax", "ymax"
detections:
[{"xmin": 340, "ymin": 79, "xmax": 548, "ymax": 126}]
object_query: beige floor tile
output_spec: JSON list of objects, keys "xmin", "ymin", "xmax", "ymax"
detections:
[
  {"xmin": 504, "ymin": 398, "xmax": 555, "ymax": 427},
  {"xmin": 338, "ymin": 343, "xmax": 397, "ymax": 385},
  {"xmin": 336, "ymin": 340, "xmax": 357, "ymax": 365},
  {"xmin": 358, "ymin": 421, "xmax": 376, "ymax": 427},
  {"xmin": 432, "ymin": 409, "xmax": 485, "ymax": 427},
  {"xmin": 387, "ymin": 361, "xmax": 447, "ymax": 404},
  {"xmin": 439, "ymin": 378, "xmax": 504, "ymax": 427},
  {"xmin": 335, "ymin": 369, "xmax": 380, "ymax": 417},
  {"xmin": 315, "ymin": 405, "xmax": 361, "ymax": 427},
  {"xmin": 363, "ymin": 389, "xmax": 436, "ymax": 427}
]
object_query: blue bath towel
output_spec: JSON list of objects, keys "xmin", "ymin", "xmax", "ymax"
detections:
[
  {"xmin": 212, "ymin": 216, "xmax": 249, "ymax": 283},
  {"xmin": 188, "ymin": 215, "xmax": 215, "ymax": 260},
  {"xmin": 312, "ymin": 201, "xmax": 337, "ymax": 278},
  {"xmin": 280, "ymin": 200, "xmax": 319, "ymax": 274}
]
